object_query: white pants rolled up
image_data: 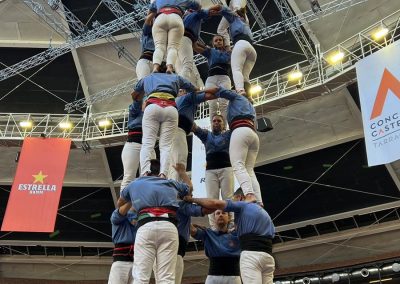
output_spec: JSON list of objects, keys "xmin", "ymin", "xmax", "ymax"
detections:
[
  {"xmin": 140, "ymin": 104, "xmax": 178, "ymax": 176},
  {"xmin": 229, "ymin": 127, "xmax": 262, "ymax": 202},
  {"xmin": 231, "ymin": 40, "xmax": 257, "ymax": 92},
  {"xmin": 136, "ymin": 58, "xmax": 153, "ymax": 80},
  {"xmin": 205, "ymin": 75, "xmax": 231, "ymax": 126},
  {"xmin": 240, "ymin": 250, "xmax": 275, "ymax": 284},
  {"xmin": 133, "ymin": 221, "xmax": 178, "ymax": 284},
  {"xmin": 177, "ymin": 36, "xmax": 195, "ymax": 83},
  {"xmin": 121, "ymin": 141, "xmax": 141, "ymax": 191},
  {"xmin": 205, "ymin": 167, "xmax": 234, "ymax": 227},
  {"xmin": 168, "ymin": 127, "xmax": 188, "ymax": 181},
  {"xmin": 108, "ymin": 261, "xmax": 133, "ymax": 284},
  {"xmin": 152, "ymin": 13, "xmax": 184, "ymax": 67}
]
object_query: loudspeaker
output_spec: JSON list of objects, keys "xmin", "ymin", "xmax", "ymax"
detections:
[{"xmin": 257, "ymin": 117, "xmax": 273, "ymax": 132}]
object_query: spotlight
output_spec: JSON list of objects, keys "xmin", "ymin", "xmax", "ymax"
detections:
[
  {"xmin": 331, "ymin": 273, "xmax": 340, "ymax": 282},
  {"xmin": 19, "ymin": 120, "xmax": 33, "ymax": 128},
  {"xmin": 372, "ymin": 27, "xmax": 389, "ymax": 41},
  {"xmin": 249, "ymin": 85, "xmax": 262, "ymax": 96},
  {"xmin": 392, "ymin": 263, "xmax": 400, "ymax": 272},
  {"xmin": 360, "ymin": 268, "xmax": 370, "ymax": 278},
  {"xmin": 288, "ymin": 70, "xmax": 303, "ymax": 81},
  {"xmin": 327, "ymin": 51, "xmax": 344, "ymax": 65},
  {"xmin": 98, "ymin": 119, "xmax": 111, "ymax": 128},
  {"xmin": 302, "ymin": 277, "xmax": 311, "ymax": 284},
  {"xmin": 59, "ymin": 121, "xmax": 73, "ymax": 130}
]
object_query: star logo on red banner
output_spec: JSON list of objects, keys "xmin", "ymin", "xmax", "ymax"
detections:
[{"xmin": 32, "ymin": 171, "xmax": 48, "ymax": 184}]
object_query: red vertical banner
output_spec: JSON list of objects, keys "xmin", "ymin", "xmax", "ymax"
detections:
[{"xmin": 1, "ymin": 137, "xmax": 71, "ymax": 232}]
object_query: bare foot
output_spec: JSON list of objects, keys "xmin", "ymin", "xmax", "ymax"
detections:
[{"xmin": 245, "ymin": 193, "xmax": 257, "ymax": 203}]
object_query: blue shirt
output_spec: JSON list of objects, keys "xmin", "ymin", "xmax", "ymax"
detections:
[
  {"xmin": 183, "ymin": 9, "xmax": 208, "ymax": 40},
  {"xmin": 141, "ymin": 23, "xmax": 154, "ymax": 52},
  {"xmin": 127, "ymin": 101, "xmax": 143, "ymax": 130},
  {"xmin": 177, "ymin": 201, "xmax": 203, "ymax": 241},
  {"xmin": 176, "ymin": 92, "xmax": 206, "ymax": 124},
  {"xmin": 193, "ymin": 228, "xmax": 240, "ymax": 258},
  {"xmin": 193, "ymin": 128, "xmax": 231, "ymax": 156},
  {"xmin": 202, "ymin": 48, "xmax": 231, "ymax": 68},
  {"xmin": 121, "ymin": 176, "xmax": 189, "ymax": 212},
  {"xmin": 221, "ymin": 7, "xmax": 253, "ymax": 43},
  {"xmin": 150, "ymin": 0, "xmax": 200, "ymax": 13},
  {"xmin": 216, "ymin": 88, "xmax": 256, "ymax": 125},
  {"xmin": 134, "ymin": 73, "xmax": 196, "ymax": 99},
  {"xmin": 224, "ymin": 200, "xmax": 275, "ymax": 238},
  {"xmin": 110, "ymin": 209, "xmax": 138, "ymax": 244}
]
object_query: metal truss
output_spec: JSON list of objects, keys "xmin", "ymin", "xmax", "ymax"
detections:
[
  {"xmin": 250, "ymin": 8, "xmax": 400, "ymax": 107},
  {"xmin": 0, "ymin": 2, "xmax": 147, "ymax": 82},
  {"xmin": 195, "ymin": 0, "xmax": 368, "ymax": 66},
  {"xmin": 52, "ymin": 0, "xmax": 138, "ymax": 66},
  {"xmin": 59, "ymin": 8, "xmax": 400, "ymax": 140},
  {"xmin": 252, "ymin": 0, "xmax": 368, "ymax": 43},
  {"xmin": 65, "ymin": 78, "xmax": 137, "ymax": 113},
  {"xmin": 273, "ymin": 0, "xmax": 316, "ymax": 60},
  {"xmin": 23, "ymin": 0, "xmax": 72, "ymax": 40}
]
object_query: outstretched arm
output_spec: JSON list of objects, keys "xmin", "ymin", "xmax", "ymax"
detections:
[
  {"xmin": 185, "ymin": 196, "xmax": 227, "ymax": 210},
  {"xmin": 172, "ymin": 163, "xmax": 193, "ymax": 194}
]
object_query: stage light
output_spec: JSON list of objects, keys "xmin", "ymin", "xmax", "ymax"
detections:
[
  {"xmin": 19, "ymin": 120, "xmax": 33, "ymax": 128},
  {"xmin": 372, "ymin": 27, "xmax": 389, "ymax": 41},
  {"xmin": 98, "ymin": 119, "xmax": 111, "ymax": 128},
  {"xmin": 249, "ymin": 85, "xmax": 262, "ymax": 95},
  {"xmin": 360, "ymin": 268, "xmax": 369, "ymax": 278},
  {"xmin": 332, "ymin": 273, "xmax": 340, "ymax": 282},
  {"xmin": 392, "ymin": 263, "xmax": 400, "ymax": 272},
  {"xmin": 59, "ymin": 121, "xmax": 72, "ymax": 130},
  {"xmin": 288, "ymin": 70, "xmax": 303, "ymax": 81},
  {"xmin": 327, "ymin": 51, "xmax": 344, "ymax": 65}
]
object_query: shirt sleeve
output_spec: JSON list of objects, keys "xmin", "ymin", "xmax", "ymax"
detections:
[
  {"xmin": 224, "ymin": 199, "xmax": 245, "ymax": 213},
  {"xmin": 197, "ymin": 9, "xmax": 209, "ymax": 20},
  {"xmin": 193, "ymin": 127, "xmax": 209, "ymax": 144},
  {"xmin": 149, "ymin": 2, "xmax": 157, "ymax": 13},
  {"xmin": 134, "ymin": 79, "xmax": 144, "ymax": 92},
  {"xmin": 180, "ymin": 202, "xmax": 204, "ymax": 217},
  {"xmin": 120, "ymin": 186, "xmax": 131, "ymax": 202},
  {"xmin": 216, "ymin": 88, "xmax": 237, "ymax": 101},
  {"xmin": 201, "ymin": 47, "xmax": 211, "ymax": 58},
  {"xmin": 221, "ymin": 6, "xmax": 235, "ymax": 24},
  {"xmin": 169, "ymin": 180, "xmax": 190, "ymax": 198},
  {"xmin": 110, "ymin": 209, "xmax": 126, "ymax": 225},
  {"xmin": 193, "ymin": 227, "xmax": 206, "ymax": 241},
  {"xmin": 178, "ymin": 75, "xmax": 197, "ymax": 92},
  {"xmin": 142, "ymin": 23, "xmax": 152, "ymax": 36},
  {"xmin": 188, "ymin": 1, "xmax": 200, "ymax": 10},
  {"xmin": 193, "ymin": 92, "xmax": 206, "ymax": 104}
]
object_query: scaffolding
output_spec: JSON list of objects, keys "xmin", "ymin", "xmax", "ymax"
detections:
[{"xmin": 2, "ymin": 8, "xmax": 400, "ymax": 143}]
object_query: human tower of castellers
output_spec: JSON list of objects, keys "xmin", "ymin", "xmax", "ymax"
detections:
[{"xmin": 111, "ymin": 0, "xmax": 275, "ymax": 283}]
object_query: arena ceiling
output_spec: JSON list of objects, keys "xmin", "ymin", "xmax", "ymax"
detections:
[{"xmin": 1, "ymin": 0, "xmax": 400, "ymax": 282}]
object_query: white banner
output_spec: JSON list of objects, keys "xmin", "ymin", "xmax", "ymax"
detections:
[
  {"xmin": 356, "ymin": 40, "xmax": 400, "ymax": 166},
  {"xmin": 191, "ymin": 118, "xmax": 210, "ymax": 198}
]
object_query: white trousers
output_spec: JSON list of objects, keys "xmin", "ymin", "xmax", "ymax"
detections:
[
  {"xmin": 205, "ymin": 275, "xmax": 241, "ymax": 284},
  {"xmin": 133, "ymin": 221, "xmax": 178, "ymax": 284},
  {"xmin": 140, "ymin": 104, "xmax": 178, "ymax": 176},
  {"xmin": 121, "ymin": 141, "xmax": 141, "ymax": 191},
  {"xmin": 168, "ymin": 127, "xmax": 188, "ymax": 181},
  {"xmin": 217, "ymin": 0, "xmax": 247, "ymax": 46},
  {"xmin": 136, "ymin": 58, "xmax": 153, "ymax": 80},
  {"xmin": 175, "ymin": 255, "xmax": 184, "ymax": 284},
  {"xmin": 231, "ymin": 40, "xmax": 257, "ymax": 92},
  {"xmin": 230, "ymin": 127, "xmax": 262, "ymax": 202},
  {"xmin": 177, "ymin": 36, "xmax": 195, "ymax": 84},
  {"xmin": 152, "ymin": 13, "xmax": 184, "ymax": 67},
  {"xmin": 108, "ymin": 261, "xmax": 134, "ymax": 284},
  {"xmin": 240, "ymin": 251, "xmax": 275, "ymax": 284},
  {"xmin": 205, "ymin": 75, "xmax": 231, "ymax": 126},
  {"xmin": 205, "ymin": 167, "xmax": 234, "ymax": 227}
]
